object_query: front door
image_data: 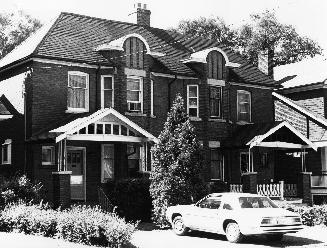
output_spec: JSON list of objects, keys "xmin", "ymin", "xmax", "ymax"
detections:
[{"xmin": 67, "ymin": 149, "xmax": 85, "ymax": 200}]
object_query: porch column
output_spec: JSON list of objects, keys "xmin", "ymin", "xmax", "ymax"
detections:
[
  {"xmin": 297, "ymin": 172, "xmax": 313, "ymax": 205},
  {"xmin": 52, "ymin": 171, "xmax": 72, "ymax": 208},
  {"xmin": 242, "ymin": 172, "xmax": 257, "ymax": 194}
]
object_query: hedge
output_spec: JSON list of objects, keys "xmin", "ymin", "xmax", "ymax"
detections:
[{"xmin": 0, "ymin": 202, "xmax": 137, "ymax": 248}]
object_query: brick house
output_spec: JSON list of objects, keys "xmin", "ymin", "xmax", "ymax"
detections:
[{"xmin": 0, "ymin": 5, "xmax": 322, "ymax": 205}]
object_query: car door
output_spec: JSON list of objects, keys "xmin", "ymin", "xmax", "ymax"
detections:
[{"xmin": 190, "ymin": 196, "xmax": 222, "ymax": 232}]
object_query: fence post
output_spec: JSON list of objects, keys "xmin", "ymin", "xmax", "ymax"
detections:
[{"xmin": 279, "ymin": 181, "xmax": 284, "ymax": 200}]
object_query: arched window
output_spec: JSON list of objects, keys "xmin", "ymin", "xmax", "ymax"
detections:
[
  {"xmin": 123, "ymin": 37, "xmax": 147, "ymax": 69},
  {"xmin": 207, "ymin": 51, "xmax": 226, "ymax": 80}
]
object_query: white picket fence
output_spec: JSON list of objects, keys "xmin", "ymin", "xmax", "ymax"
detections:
[
  {"xmin": 230, "ymin": 184, "xmax": 243, "ymax": 193},
  {"xmin": 257, "ymin": 181, "xmax": 284, "ymax": 199}
]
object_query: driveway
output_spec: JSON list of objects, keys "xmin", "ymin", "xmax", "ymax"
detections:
[{"xmin": 131, "ymin": 224, "xmax": 327, "ymax": 248}]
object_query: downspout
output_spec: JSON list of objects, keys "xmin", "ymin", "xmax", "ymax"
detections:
[{"xmin": 168, "ymin": 75, "xmax": 177, "ymax": 110}]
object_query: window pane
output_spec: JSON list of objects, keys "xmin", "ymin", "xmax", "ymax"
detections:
[
  {"xmin": 88, "ymin": 123, "xmax": 95, "ymax": 134},
  {"xmin": 42, "ymin": 148, "xmax": 52, "ymax": 163},
  {"xmin": 127, "ymin": 91, "xmax": 140, "ymax": 102},
  {"xmin": 68, "ymin": 88, "xmax": 85, "ymax": 108},
  {"xmin": 127, "ymin": 78, "xmax": 140, "ymax": 90},
  {"xmin": 121, "ymin": 126, "xmax": 127, "ymax": 136},
  {"xmin": 96, "ymin": 124, "xmax": 103, "ymax": 134},
  {"xmin": 69, "ymin": 75, "xmax": 86, "ymax": 88},
  {"xmin": 188, "ymin": 86, "xmax": 198, "ymax": 97},
  {"xmin": 103, "ymin": 145, "xmax": 114, "ymax": 158},
  {"xmin": 104, "ymin": 90, "xmax": 113, "ymax": 108},
  {"xmin": 189, "ymin": 98, "xmax": 198, "ymax": 107},
  {"xmin": 103, "ymin": 77, "xmax": 112, "ymax": 89},
  {"xmin": 113, "ymin": 125, "xmax": 119, "ymax": 135},
  {"xmin": 103, "ymin": 159, "xmax": 114, "ymax": 179},
  {"xmin": 105, "ymin": 124, "xmax": 111, "ymax": 134},
  {"xmin": 189, "ymin": 108, "xmax": 198, "ymax": 117},
  {"xmin": 238, "ymin": 92, "xmax": 250, "ymax": 103}
]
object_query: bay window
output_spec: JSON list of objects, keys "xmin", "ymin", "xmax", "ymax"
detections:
[
  {"xmin": 187, "ymin": 85, "xmax": 199, "ymax": 118},
  {"xmin": 67, "ymin": 71, "xmax": 89, "ymax": 112},
  {"xmin": 127, "ymin": 76, "xmax": 143, "ymax": 112},
  {"xmin": 237, "ymin": 90, "xmax": 251, "ymax": 122},
  {"xmin": 209, "ymin": 86, "xmax": 222, "ymax": 118},
  {"xmin": 101, "ymin": 75, "xmax": 114, "ymax": 108}
]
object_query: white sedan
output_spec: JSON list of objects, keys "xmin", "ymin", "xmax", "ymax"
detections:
[{"xmin": 166, "ymin": 193, "xmax": 303, "ymax": 243}]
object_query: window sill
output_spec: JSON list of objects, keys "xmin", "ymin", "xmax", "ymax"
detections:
[
  {"xmin": 210, "ymin": 179, "xmax": 224, "ymax": 182},
  {"xmin": 236, "ymin": 121, "xmax": 253, "ymax": 125},
  {"xmin": 189, "ymin": 117, "xmax": 202, "ymax": 121},
  {"xmin": 125, "ymin": 112, "xmax": 147, "ymax": 117},
  {"xmin": 209, "ymin": 118, "xmax": 226, "ymax": 122},
  {"xmin": 65, "ymin": 108, "xmax": 89, "ymax": 114},
  {"xmin": 1, "ymin": 163, "xmax": 11, "ymax": 165},
  {"xmin": 150, "ymin": 115, "xmax": 156, "ymax": 118},
  {"xmin": 42, "ymin": 163, "xmax": 55, "ymax": 166}
]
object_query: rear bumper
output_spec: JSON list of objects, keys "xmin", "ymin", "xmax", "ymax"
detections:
[{"xmin": 241, "ymin": 224, "xmax": 303, "ymax": 235}]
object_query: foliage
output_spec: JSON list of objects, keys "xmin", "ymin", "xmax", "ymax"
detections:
[
  {"xmin": 104, "ymin": 177, "xmax": 152, "ymax": 221},
  {"xmin": 0, "ymin": 174, "xmax": 44, "ymax": 208},
  {"xmin": 174, "ymin": 10, "xmax": 322, "ymax": 67},
  {"xmin": 150, "ymin": 94, "xmax": 207, "ymax": 227},
  {"xmin": 0, "ymin": 202, "xmax": 137, "ymax": 248},
  {"xmin": 281, "ymin": 203, "xmax": 327, "ymax": 226},
  {"xmin": 0, "ymin": 10, "xmax": 42, "ymax": 59}
]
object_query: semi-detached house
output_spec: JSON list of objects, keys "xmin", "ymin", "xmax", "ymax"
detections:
[{"xmin": 0, "ymin": 5, "xmax": 324, "ymax": 205}]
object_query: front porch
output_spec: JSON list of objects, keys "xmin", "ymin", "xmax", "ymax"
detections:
[{"xmin": 45, "ymin": 108, "xmax": 157, "ymax": 207}]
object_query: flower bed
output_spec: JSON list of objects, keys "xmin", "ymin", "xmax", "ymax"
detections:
[{"xmin": 0, "ymin": 202, "xmax": 137, "ymax": 248}]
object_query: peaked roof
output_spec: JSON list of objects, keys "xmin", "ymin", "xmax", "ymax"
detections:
[
  {"xmin": 50, "ymin": 108, "xmax": 158, "ymax": 143},
  {"xmin": 0, "ymin": 12, "xmax": 276, "ymax": 86}
]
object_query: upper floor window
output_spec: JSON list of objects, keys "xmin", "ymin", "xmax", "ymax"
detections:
[
  {"xmin": 207, "ymin": 51, "xmax": 226, "ymax": 80},
  {"xmin": 101, "ymin": 75, "xmax": 114, "ymax": 108},
  {"xmin": 124, "ymin": 37, "xmax": 146, "ymax": 69},
  {"xmin": 2, "ymin": 139, "xmax": 12, "ymax": 165},
  {"xmin": 187, "ymin": 85, "xmax": 199, "ymax": 118},
  {"xmin": 67, "ymin": 71, "xmax": 89, "ymax": 112},
  {"xmin": 42, "ymin": 146, "xmax": 55, "ymax": 165},
  {"xmin": 127, "ymin": 76, "xmax": 143, "ymax": 113},
  {"xmin": 209, "ymin": 86, "xmax": 222, "ymax": 118},
  {"xmin": 237, "ymin": 90, "xmax": 251, "ymax": 122}
]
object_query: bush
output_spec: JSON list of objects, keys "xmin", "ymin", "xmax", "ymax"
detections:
[
  {"xmin": 0, "ymin": 174, "xmax": 44, "ymax": 207},
  {"xmin": 104, "ymin": 177, "xmax": 152, "ymax": 221},
  {"xmin": 0, "ymin": 202, "xmax": 137, "ymax": 248},
  {"xmin": 282, "ymin": 204, "xmax": 327, "ymax": 226}
]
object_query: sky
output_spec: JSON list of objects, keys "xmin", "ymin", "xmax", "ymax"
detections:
[{"xmin": 1, "ymin": 0, "xmax": 327, "ymax": 53}]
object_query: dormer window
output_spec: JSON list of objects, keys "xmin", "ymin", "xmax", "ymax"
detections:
[
  {"xmin": 207, "ymin": 51, "xmax": 226, "ymax": 80},
  {"xmin": 123, "ymin": 37, "xmax": 147, "ymax": 69}
]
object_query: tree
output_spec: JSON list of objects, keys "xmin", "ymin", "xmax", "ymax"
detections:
[
  {"xmin": 0, "ymin": 10, "xmax": 42, "ymax": 59},
  {"xmin": 149, "ymin": 94, "xmax": 206, "ymax": 227},
  {"xmin": 174, "ymin": 10, "xmax": 322, "ymax": 67}
]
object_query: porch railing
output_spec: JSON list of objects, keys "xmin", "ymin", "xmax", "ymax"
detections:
[
  {"xmin": 257, "ymin": 181, "xmax": 284, "ymax": 199},
  {"xmin": 284, "ymin": 183, "xmax": 297, "ymax": 197},
  {"xmin": 230, "ymin": 184, "xmax": 243, "ymax": 193},
  {"xmin": 97, "ymin": 187, "xmax": 115, "ymax": 212}
]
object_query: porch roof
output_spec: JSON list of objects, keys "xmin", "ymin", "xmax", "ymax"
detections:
[
  {"xmin": 48, "ymin": 108, "xmax": 158, "ymax": 143},
  {"xmin": 223, "ymin": 121, "xmax": 317, "ymax": 151}
]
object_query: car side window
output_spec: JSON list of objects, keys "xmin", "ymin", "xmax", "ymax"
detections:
[
  {"xmin": 197, "ymin": 197, "xmax": 221, "ymax": 209},
  {"xmin": 223, "ymin": 203, "xmax": 233, "ymax": 210}
]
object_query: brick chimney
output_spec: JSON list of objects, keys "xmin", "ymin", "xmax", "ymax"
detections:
[
  {"xmin": 258, "ymin": 49, "xmax": 274, "ymax": 79},
  {"xmin": 135, "ymin": 3, "xmax": 151, "ymax": 26}
]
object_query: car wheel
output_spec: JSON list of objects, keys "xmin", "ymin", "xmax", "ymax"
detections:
[
  {"xmin": 266, "ymin": 234, "xmax": 284, "ymax": 241},
  {"xmin": 225, "ymin": 222, "xmax": 243, "ymax": 243},
  {"xmin": 172, "ymin": 216, "xmax": 188, "ymax": 236}
]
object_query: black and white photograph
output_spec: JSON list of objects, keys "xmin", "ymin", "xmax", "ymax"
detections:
[{"xmin": 0, "ymin": 0, "xmax": 326, "ymax": 247}]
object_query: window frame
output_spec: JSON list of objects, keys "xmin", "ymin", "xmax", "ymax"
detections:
[
  {"xmin": 41, "ymin": 146, "xmax": 55, "ymax": 165},
  {"xmin": 101, "ymin": 75, "xmax": 114, "ymax": 109},
  {"xmin": 237, "ymin": 90, "xmax": 251, "ymax": 123},
  {"xmin": 126, "ymin": 75, "xmax": 143, "ymax": 113},
  {"xmin": 67, "ymin": 71, "xmax": 89, "ymax": 113},
  {"xmin": 210, "ymin": 148, "xmax": 224, "ymax": 181},
  {"xmin": 240, "ymin": 151, "xmax": 254, "ymax": 174},
  {"xmin": 187, "ymin": 84, "xmax": 199, "ymax": 118},
  {"xmin": 209, "ymin": 86, "xmax": 223, "ymax": 118},
  {"xmin": 2, "ymin": 139, "xmax": 12, "ymax": 165}
]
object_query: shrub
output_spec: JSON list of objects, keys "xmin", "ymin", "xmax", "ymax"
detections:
[
  {"xmin": 150, "ymin": 95, "xmax": 206, "ymax": 227},
  {"xmin": 0, "ymin": 174, "xmax": 44, "ymax": 207},
  {"xmin": 0, "ymin": 202, "xmax": 137, "ymax": 248},
  {"xmin": 104, "ymin": 177, "xmax": 152, "ymax": 221}
]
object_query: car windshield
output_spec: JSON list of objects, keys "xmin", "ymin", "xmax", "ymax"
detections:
[{"xmin": 238, "ymin": 196, "xmax": 278, "ymax": 208}]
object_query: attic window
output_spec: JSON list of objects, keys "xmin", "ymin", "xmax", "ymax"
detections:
[
  {"xmin": 207, "ymin": 51, "xmax": 226, "ymax": 80},
  {"xmin": 123, "ymin": 37, "xmax": 147, "ymax": 69}
]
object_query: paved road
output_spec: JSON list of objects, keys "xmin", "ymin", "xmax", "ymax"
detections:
[{"xmin": 131, "ymin": 225, "xmax": 327, "ymax": 248}]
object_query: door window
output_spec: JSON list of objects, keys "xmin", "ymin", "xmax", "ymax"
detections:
[
  {"xmin": 197, "ymin": 197, "xmax": 221, "ymax": 209},
  {"xmin": 102, "ymin": 145, "xmax": 114, "ymax": 182}
]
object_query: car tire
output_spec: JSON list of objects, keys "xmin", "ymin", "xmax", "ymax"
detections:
[
  {"xmin": 225, "ymin": 222, "xmax": 244, "ymax": 243},
  {"xmin": 172, "ymin": 216, "xmax": 188, "ymax": 236},
  {"xmin": 266, "ymin": 234, "xmax": 284, "ymax": 241}
]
